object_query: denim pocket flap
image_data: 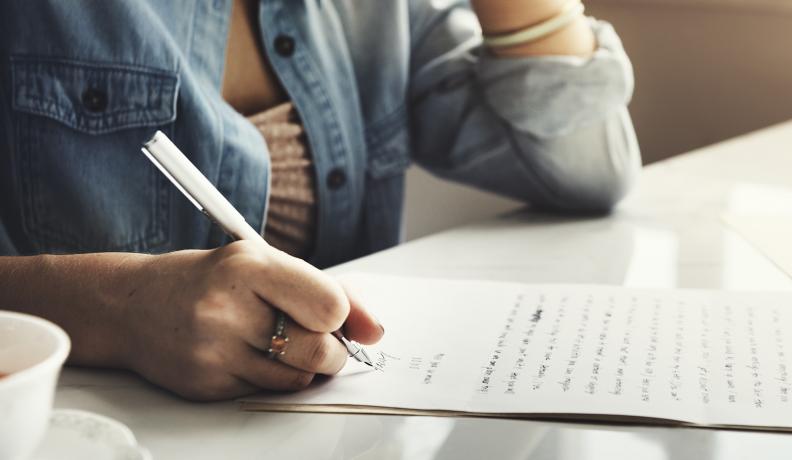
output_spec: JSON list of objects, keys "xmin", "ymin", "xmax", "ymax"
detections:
[
  {"xmin": 11, "ymin": 56, "xmax": 178, "ymax": 135},
  {"xmin": 365, "ymin": 106, "xmax": 411, "ymax": 179}
]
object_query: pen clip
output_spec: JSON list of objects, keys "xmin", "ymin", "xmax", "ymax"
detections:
[{"xmin": 141, "ymin": 147, "xmax": 205, "ymax": 213}]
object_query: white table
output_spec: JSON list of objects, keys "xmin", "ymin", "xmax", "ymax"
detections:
[{"xmin": 57, "ymin": 121, "xmax": 792, "ymax": 459}]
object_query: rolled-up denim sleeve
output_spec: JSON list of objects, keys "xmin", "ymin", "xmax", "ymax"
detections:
[{"xmin": 408, "ymin": 2, "xmax": 641, "ymax": 213}]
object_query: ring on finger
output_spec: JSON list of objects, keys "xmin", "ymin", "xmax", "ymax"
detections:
[{"xmin": 266, "ymin": 310, "xmax": 289, "ymax": 360}]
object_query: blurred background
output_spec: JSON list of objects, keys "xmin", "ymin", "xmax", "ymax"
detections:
[{"xmin": 403, "ymin": 0, "xmax": 792, "ymax": 240}]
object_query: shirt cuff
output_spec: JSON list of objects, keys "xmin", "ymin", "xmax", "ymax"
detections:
[{"xmin": 476, "ymin": 18, "xmax": 635, "ymax": 138}]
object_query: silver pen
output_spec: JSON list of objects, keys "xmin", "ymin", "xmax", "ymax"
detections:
[
  {"xmin": 141, "ymin": 130, "xmax": 374, "ymax": 366},
  {"xmin": 332, "ymin": 331, "xmax": 372, "ymax": 366}
]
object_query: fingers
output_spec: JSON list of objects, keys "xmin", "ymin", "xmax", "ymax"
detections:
[
  {"xmin": 225, "ymin": 241, "xmax": 350, "ymax": 333},
  {"xmin": 236, "ymin": 348, "xmax": 318, "ymax": 392},
  {"xmin": 238, "ymin": 304, "xmax": 349, "ymax": 375},
  {"xmin": 338, "ymin": 279, "xmax": 385, "ymax": 345},
  {"xmin": 274, "ymin": 327, "xmax": 348, "ymax": 375}
]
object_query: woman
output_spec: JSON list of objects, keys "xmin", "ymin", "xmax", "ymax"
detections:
[{"xmin": 0, "ymin": 0, "xmax": 639, "ymax": 400}]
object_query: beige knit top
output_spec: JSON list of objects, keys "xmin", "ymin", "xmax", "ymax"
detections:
[
  {"xmin": 222, "ymin": 0, "xmax": 316, "ymax": 257},
  {"xmin": 247, "ymin": 103, "xmax": 317, "ymax": 258}
]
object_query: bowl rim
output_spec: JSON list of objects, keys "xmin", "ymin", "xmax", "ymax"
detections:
[{"xmin": 0, "ymin": 310, "xmax": 71, "ymax": 388}]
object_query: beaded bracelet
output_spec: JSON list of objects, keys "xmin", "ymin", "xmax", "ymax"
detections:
[{"xmin": 482, "ymin": 0, "xmax": 585, "ymax": 48}]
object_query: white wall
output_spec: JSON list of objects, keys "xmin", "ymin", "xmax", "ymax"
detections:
[{"xmin": 587, "ymin": 0, "xmax": 792, "ymax": 164}]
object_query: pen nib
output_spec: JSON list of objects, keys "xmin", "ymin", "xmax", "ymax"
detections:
[{"xmin": 359, "ymin": 347, "xmax": 373, "ymax": 366}]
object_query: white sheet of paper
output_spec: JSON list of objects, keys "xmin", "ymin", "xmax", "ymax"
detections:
[{"xmin": 241, "ymin": 275, "xmax": 792, "ymax": 431}]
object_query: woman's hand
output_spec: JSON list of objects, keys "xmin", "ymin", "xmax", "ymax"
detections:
[
  {"xmin": 0, "ymin": 242, "xmax": 383, "ymax": 401},
  {"xmin": 117, "ymin": 240, "xmax": 383, "ymax": 400}
]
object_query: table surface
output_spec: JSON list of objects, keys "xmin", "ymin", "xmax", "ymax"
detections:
[{"xmin": 56, "ymin": 121, "xmax": 792, "ymax": 459}]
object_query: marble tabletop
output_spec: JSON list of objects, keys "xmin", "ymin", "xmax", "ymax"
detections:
[{"xmin": 56, "ymin": 120, "xmax": 792, "ymax": 459}]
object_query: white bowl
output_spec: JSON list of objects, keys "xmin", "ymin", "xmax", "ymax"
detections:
[{"xmin": 0, "ymin": 311, "xmax": 70, "ymax": 460}]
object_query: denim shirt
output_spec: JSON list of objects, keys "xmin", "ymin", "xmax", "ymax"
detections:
[{"xmin": 0, "ymin": 1, "xmax": 640, "ymax": 268}]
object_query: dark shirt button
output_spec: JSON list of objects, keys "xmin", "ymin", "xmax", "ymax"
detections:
[
  {"xmin": 274, "ymin": 35, "xmax": 296, "ymax": 57},
  {"xmin": 326, "ymin": 168, "xmax": 347, "ymax": 190},
  {"xmin": 82, "ymin": 88, "xmax": 108, "ymax": 113}
]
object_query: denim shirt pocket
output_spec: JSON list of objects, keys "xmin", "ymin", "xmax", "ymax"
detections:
[
  {"xmin": 362, "ymin": 105, "xmax": 411, "ymax": 252},
  {"xmin": 10, "ymin": 56, "xmax": 179, "ymax": 253}
]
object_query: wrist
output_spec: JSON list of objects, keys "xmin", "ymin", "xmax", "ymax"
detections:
[
  {"xmin": 116, "ymin": 249, "xmax": 206, "ymax": 376},
  {"xmin": 87, "ymin": 252, "xmax": 155, "ymax": 370},
  {"xmin": 471, "ymin": 0, "xmax": 596, "ymax": 57},
  {"xmin": 471, "ymin": 0, "xmax": 567, "ymax": 35}
]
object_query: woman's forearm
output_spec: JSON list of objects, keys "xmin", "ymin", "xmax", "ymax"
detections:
[
  {"xmin": 470, "ymin": 0, "xmax": 596, "ymax": 57},
  {"xmin": 0, "ymin": 253, "xmax": 151, "ymax": 368}
]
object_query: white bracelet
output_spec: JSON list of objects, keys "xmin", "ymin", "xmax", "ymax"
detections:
[{"xmin": 482, "ymin": 0, "xmax": 585, "ymax": 48}]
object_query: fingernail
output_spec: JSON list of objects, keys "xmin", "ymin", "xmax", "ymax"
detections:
[{"xmin": 371, "ymin": 313, "xmax": 384, "ymax": 335}]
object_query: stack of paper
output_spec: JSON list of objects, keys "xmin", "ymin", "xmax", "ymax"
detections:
[{"xmin": 242, "ymin": 275, "xmax": 792, "ymax": 431}]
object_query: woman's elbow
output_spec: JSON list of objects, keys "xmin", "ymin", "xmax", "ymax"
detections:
[
  {"xmin": 570, "ymin": 160, "xmax": 639, "ymax": 214},
  {"xmin": 527, "ymin": 108, "xmax": 642, "ymax": 214}
]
